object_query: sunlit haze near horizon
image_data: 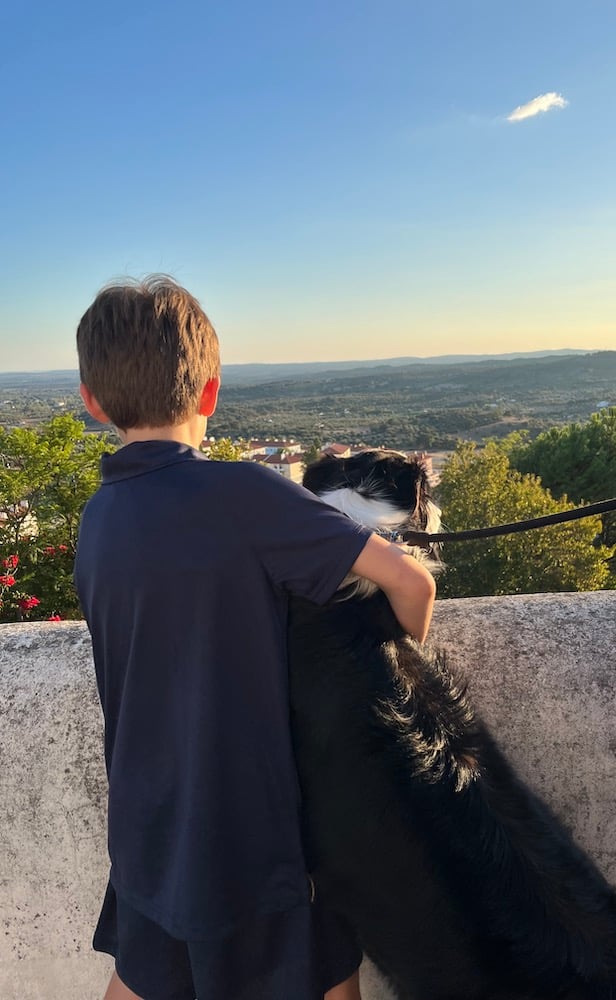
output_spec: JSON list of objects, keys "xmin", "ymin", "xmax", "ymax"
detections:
[{"xmin": 1, "ymin": 1, "xmax": 615, "ymax": 371}]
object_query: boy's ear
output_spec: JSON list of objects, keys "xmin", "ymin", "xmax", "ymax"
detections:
[
  {"xmin": 79, "ymin": 383, "xmax": 112, "ymax": 424},
  {"xmin": 198, "ymin": 377, "xmax": 220, "ymax": 417}
]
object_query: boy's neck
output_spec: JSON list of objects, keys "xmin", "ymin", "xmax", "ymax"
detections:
[{"xmin": 119, "ymin": 415, "xmax": 207, "ymax": 450}]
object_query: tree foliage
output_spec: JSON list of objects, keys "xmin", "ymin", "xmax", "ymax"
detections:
[
  {"xmin": 437, "ymin": 440, "xmax": 612, "ymax": 598},
  {"xmin": 0, "ymin": 415, "xmax": 112, "ymax": 622},
  {"xmin": 204, "ymin": 437, "xmax": 248, "ymax": 462},
  {"xmin": 302, "ymin": 438, "xmax": 322, "ymax": 470},
  {"xmin": 509, "ymin": 408, "xmax": 616, "ymax": 548}
]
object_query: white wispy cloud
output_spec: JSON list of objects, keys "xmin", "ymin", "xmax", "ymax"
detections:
[{"xmin": 507, "ymin": 92, "xmax": 568, "ymax": 123}]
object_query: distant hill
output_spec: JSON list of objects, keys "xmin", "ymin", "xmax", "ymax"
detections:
[
  {"xmin": 220, "ymin": 349, "xmax": 590, "ymax": 385},
  {"xmin": 207, "ymin": 350, "xmax": 616, "ymax": 449},
  {"xmin": 0, "ymin": 370, "xmax": 79, "ymax": 390},
  {"xmin": 0, "ymin": 349, "xmax": 591, "ymax": 390},
  {"xmin": 3, "ymin": 351, "xmax": 614, "ymax": 453}
]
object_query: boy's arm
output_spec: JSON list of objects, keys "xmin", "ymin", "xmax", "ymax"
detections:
[{"xmin": 350, "ymin": 534, "xmax": 436, "ymax": 643}]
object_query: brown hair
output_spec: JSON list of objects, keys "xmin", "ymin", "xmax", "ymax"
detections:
[{"xmin": 76, "ymin": 275, "xmax": 220, "ymax": 429}]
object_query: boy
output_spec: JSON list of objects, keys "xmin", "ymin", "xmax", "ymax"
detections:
[{"xmin": 74, "ymin": 276, "xmax": 436, "ymax": 1000}]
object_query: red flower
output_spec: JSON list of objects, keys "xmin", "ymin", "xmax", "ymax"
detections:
[
  {"xmin": 2, "ymin": 555, "xmax": 18, "ymax": 569},
  {"xmin": 58, "ymin": 544, "xmax": 68, "ymax": 553},
  {"xmin": 43, "ymin": 546, "xmax": 56, "ymax": 556},
  {"xmin": 18, "ymin": 596, "xmax": 41, "ymax": 612},
  {"xmin": 48, "ymin": 614, "xmax": 63, "ymax": 622},
  {"xmin": 0, "ymin": 575, "xmax": 16, "ymax": 587}
]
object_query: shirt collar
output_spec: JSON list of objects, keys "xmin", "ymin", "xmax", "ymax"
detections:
[{"xmin": 101, "ymin": 440, "xmax": 205, "ymax": 484}]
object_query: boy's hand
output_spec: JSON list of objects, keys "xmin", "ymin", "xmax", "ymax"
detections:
[{"xmin": 350, "ymin": 534, "xmax": 436, "ymax": 643}]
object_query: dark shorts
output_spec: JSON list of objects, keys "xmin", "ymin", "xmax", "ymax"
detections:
[{"xmin": 93, "ymin": 879, "xmax": 362, "ymax": 1000}]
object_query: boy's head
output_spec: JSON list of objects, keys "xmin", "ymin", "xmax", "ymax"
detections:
[{"xmin": 76, "ymin": 275, "xmax": 220, "ymax": 430}]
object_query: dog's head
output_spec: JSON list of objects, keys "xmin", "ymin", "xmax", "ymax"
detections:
[{"xmin": 304, "ymin": 449, "xmax": 443, "ymax": 597}]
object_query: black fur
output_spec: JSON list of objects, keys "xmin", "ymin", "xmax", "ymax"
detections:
[{"xmin": 289, "ymin": 450, "xmax": 616, "ymax": 1000}]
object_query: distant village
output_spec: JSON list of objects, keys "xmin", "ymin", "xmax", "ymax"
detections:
[{"xmin": 202, "ymin": 437, "xmax": 449, "ymax": 486}]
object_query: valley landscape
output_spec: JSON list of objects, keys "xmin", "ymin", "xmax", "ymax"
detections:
[{"xmin": 1, "ymin": 349, "xmax": 614, "ymax": 452}]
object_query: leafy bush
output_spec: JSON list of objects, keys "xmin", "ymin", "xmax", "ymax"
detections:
[
  {"xmin": 0, "ymin": 415, "xmax": 113, "ymax": 622},
  {"xmin": 437, "ymin": 440, "xmax": 613, "ymax": 598}
]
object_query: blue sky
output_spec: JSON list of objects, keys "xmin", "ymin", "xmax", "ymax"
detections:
[{"xmin": 1, "ymin": 0, "xmax": 615, "ymax": 369}]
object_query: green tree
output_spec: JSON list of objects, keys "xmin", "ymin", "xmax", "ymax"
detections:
[
  {"xmin": 205, "ymin": 437, "xmax": 248, "ymax": 462},
  {"xmin": 302, "ymin": 438, "xmax": 322, "ymax": 470},
  {"xmin": 437, "ymin": 440, "xmax": 611, "ymax": 598},
  {"xmin": 509, "ymin": 408, "xmax": 616, "ymax": 548},
  {"xmin": 0, "ymin": 415, "xmax": 112, "ymax": 622}
]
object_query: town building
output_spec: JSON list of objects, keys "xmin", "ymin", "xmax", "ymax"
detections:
[
  {"xmin": 260, "ymin": 452, "xmax": 305, "ymax": 483},
  {"xmin": 322, "ymin": 443, "xmax": 351, "ymax": 459},
  {"xmin": 243, "ymin": 439, "xmax": 303, "ymax": 459}
]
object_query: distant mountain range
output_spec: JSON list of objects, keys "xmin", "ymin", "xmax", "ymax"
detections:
[
  {"xmin": 0, "ymin": 349, "xmax": 593, "ymax": 389},
  {"xmin": 220, "ymin": 350, "xmax": 590, "ymax": 385}
]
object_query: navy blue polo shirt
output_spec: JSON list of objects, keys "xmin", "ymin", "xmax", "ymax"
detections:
[{"xmin": 75, "ymin": 441, "xmax": 371, "ymax": 940}]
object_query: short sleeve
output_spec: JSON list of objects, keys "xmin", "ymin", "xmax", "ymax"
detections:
[{"xmin": 240, "ymin": 464, "xmax": 372, "ymax": 605}]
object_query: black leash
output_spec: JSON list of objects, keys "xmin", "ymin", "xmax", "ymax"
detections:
[{"xmin": 403, "ymin": 497, "xmax": 616, "ymax": 545}]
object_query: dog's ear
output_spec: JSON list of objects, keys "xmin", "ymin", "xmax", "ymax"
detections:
[
  {"xmin": 387, "ymin": 459, "xmax": 432, "ymax": 527},
  {"xmin": 303, "ymin": 454, "xmax": 343, "ymax": 495},
  {"xmin": 410, "ymin": 463, "xmax": 433, "ymax": 529},
  {"xmin": 412, "ymin": 471, "xmax": 429, "ymax": 527},
  {"xmin": 371, "ymin": 454, "xmax": 426, "ymax": 494}
]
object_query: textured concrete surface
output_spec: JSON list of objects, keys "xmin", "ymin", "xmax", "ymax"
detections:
[{"xmin": 1, "ymin": 592, "xmax": 615, "ymax": 1000}]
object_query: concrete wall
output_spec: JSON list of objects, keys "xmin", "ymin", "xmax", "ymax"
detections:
[{"xmin": 1, "ymin": 592, "xmax": 615, "ymax": 1000}]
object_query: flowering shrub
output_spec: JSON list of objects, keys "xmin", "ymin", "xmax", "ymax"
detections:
[
  {"xmin": 0, "ymin": 414, "xmax": 114, "ymax": 624},
  {"xmin": 19, "ymin": 596, "xmax": 41, "ymax": 612},
  {"xmin": 0, "ymin": 546, "xmax": 70, "ymax": 622},
  {"xmin": 0, "ymin": 555, "xmax": 41, "ymax": 621}
]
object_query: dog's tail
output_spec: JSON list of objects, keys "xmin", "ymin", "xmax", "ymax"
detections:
[{"xmin": 377, "ymin": 639, "xmax": 616, "ymax": 994}]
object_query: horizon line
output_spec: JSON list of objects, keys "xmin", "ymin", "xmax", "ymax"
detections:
[{"xmin": 0, "ymin": 347, "xmax": 607, "ymax": 377}]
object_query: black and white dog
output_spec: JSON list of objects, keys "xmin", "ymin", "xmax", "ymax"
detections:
[{"xmin": 288, "ymin": 449, "xmax": 616, "ymax": 1000}]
